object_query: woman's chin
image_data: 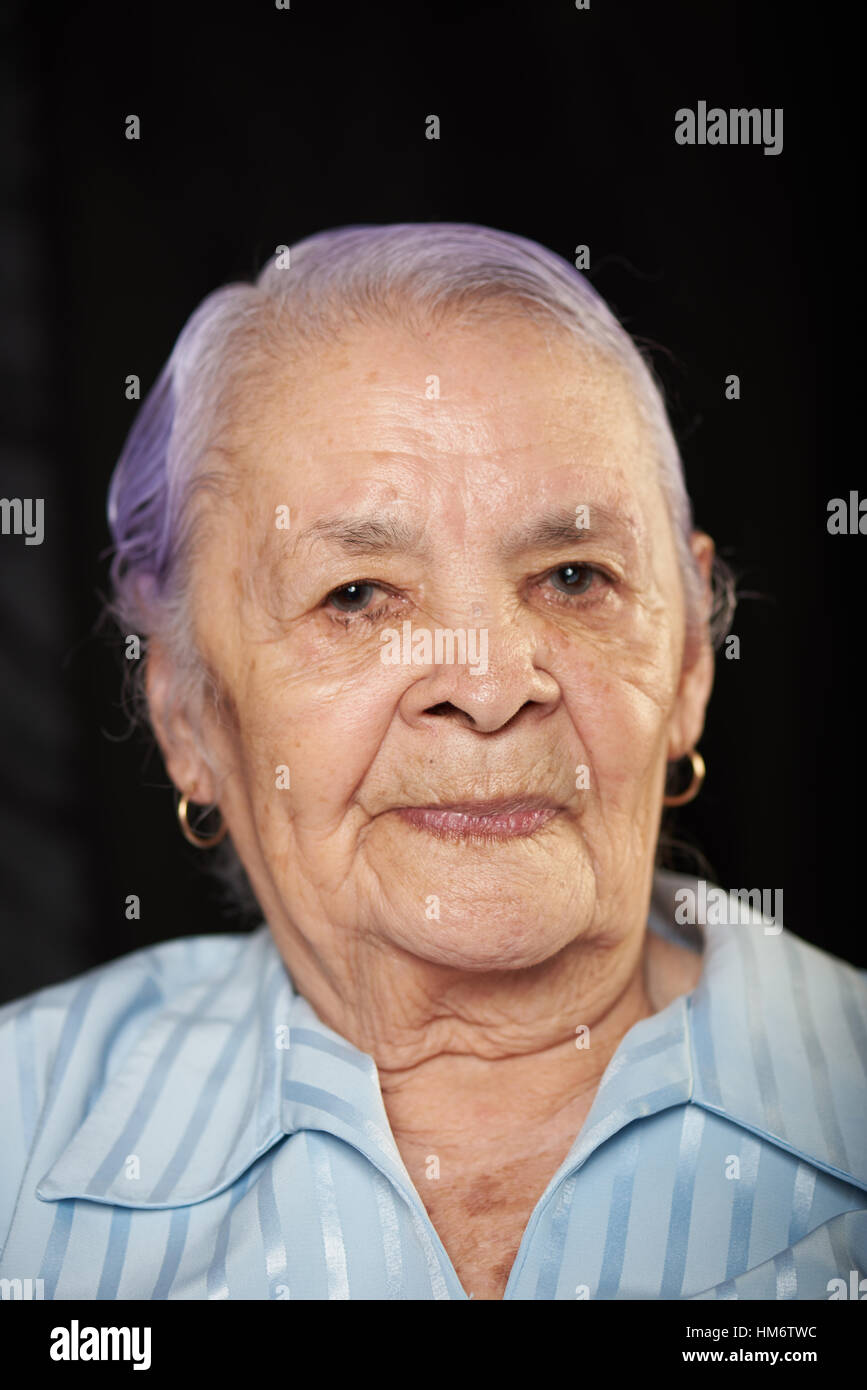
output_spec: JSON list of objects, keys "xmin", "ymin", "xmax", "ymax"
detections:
[
  {"xmin": 355, "ymin": 816, "xmax": 594, "ymax": 966},
  {"xmin": 371, "ymin": 881, "xmax": 593, "ymax": 971}
]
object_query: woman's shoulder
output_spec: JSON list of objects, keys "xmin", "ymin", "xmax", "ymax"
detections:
[
  {"xmin": 0, "ymin": 927, "xmax": 270, "ymax": 1260},
  {"xmin": 0, "ymin": 927, "xmax": 268, "ymax": 1096}
]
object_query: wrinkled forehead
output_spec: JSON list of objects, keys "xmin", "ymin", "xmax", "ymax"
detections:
[{"xmin": 218, "ymin": 316, "xmax": 664, "ymax": 548}]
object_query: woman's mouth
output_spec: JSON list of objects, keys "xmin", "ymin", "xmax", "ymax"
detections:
[{"xmin": 395, "ymin": 798, "xmax": 561, "ymax": 840}]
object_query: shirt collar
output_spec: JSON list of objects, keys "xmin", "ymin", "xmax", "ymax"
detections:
[
  {"xmin": 38, "ymin": 873, "xmax": 867, "ymax": 1208},
  {"xmin": 37, "ymin": 928, "xmax": 413, "ymax": 1210},
  {"xmin": 647, "ymin": 870, "xmax": 867, "ymax": 1192}
]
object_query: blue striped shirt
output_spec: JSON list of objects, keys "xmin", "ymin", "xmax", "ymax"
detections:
[{"xmin": 1, "ymin": 871, "xmax": 865, "ymax": 1300}]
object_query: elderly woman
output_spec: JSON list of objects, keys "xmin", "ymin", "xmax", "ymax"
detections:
[{"xmin": 1, "ymin": 224, "xmax": 865, "ymax": 1302}]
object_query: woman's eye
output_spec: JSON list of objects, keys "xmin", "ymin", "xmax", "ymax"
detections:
[
  {"xmin": 548, "ymin": 564, "xmax": 598, "ymax": 596},
  {"xmin": 326, "ymin": 582, "xmax": 380, "ymax": 613},
  {"xmin": 324, "ymin": 567, "xmax": 608, "ymax": 621}
]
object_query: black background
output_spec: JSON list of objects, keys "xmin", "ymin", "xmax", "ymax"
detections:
[{"xmin": 1, "ymin": 0, "xmax": 861, "ymax": 1004}]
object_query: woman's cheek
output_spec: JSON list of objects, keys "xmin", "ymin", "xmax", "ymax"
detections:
[
  {"xmin": 561, "ymin": 655, "xmax": 675, "ymax": 797},
  {"xmin": 236, "ymin": 664, "xmax": 399, "ymax": 814}
]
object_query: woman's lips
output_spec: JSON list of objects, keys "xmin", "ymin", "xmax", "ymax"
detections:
[{"xmin": 395, "ymin": 798, "xmax": 561, "ymax": 839}]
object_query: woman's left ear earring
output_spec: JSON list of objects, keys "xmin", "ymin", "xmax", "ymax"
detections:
[
  {"xmin": 177, "ymin": 794, "xmax": 228, "ymax": 849},
  {"xmin": 662, "ymin": 749, "xmax": 706, "ymax": 807}
]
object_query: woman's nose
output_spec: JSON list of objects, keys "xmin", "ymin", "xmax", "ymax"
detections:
[{"xmin": 397, "ymin": 626, "xmax": 562, "ymax": 734}]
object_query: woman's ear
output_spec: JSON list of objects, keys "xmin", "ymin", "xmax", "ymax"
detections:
[
  {"xmin": 145, "ymin": 639, "xmax": 218, "ymax": 804},
  {"xmin": 667, "ymin": 531, "xmax": 716, "ymax": 761}
]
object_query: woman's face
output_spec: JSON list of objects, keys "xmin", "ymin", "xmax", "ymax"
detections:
[{"xmin": 152, "ymin": 316, "xmax": 713, "ymax": 973}]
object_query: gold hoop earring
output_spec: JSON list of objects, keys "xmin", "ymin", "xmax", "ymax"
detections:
[
  {"xmin": 663, "ymin": 749, "xmax": 706, "ymax": 807},
  {"xmin": 177, "ymin": 795, "xmax": 228, "ymax": 849}
]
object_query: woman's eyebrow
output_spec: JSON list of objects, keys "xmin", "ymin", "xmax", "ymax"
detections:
[
  {"xmin": 294, "ymin": 514, "xmax": 429, "ymax": 556},
  {"xmin": 292, "ymin": 504, "xmax": 641, "ymax": 559},
  {"xmin": 504, "ymin": 505, "xmax": 642, "ymax": 553}
]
